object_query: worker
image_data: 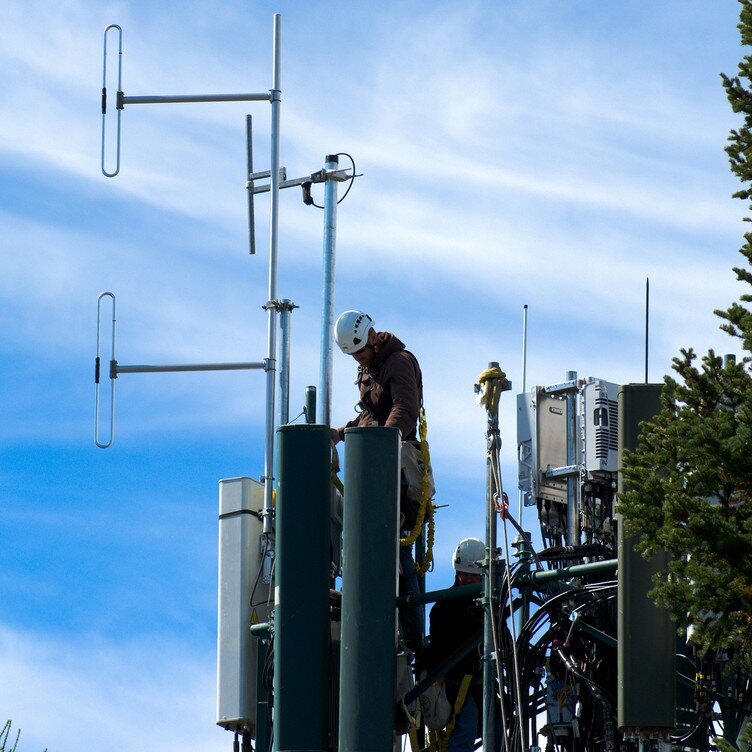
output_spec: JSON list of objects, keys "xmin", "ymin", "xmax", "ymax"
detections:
[
  {"xmin": 330, "ymin": 310, "xmax": 422, "ymax": 445},
  {"xmin": 331, "ymin": 310, "xmax": 425, "ymax": 653},
  {"xmin": 425, "ymin": 537, "xmax": 485, "ymax": 752}
]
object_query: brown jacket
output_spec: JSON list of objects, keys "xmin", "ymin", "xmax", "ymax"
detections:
[{"xmin": 337, "ymin": 332, "xmax": 422, "ymax": 441}]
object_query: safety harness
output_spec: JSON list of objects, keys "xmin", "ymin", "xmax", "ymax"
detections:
[
  {"xmin": 422, "ymin": 674, "xmax": 474, "ymax": 752},
  {"xmin": 399, "ymin": 405, "xmax": 435, "ymax": 577},
  {"xmin": 331, "ymin": 348, "xmax": 436, "ymax": 576}
]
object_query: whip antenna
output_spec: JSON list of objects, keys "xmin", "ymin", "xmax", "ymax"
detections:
[{"xmin": 644, "ymin": 277, "xmax": 649, "ymax": 383}]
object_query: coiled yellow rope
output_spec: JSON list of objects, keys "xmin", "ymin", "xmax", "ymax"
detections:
[
  {"xmin": 330, "ymin": 409, "xmax": 436, "ymax": 576},
  {"xmin": 476, "ymin": 365, "xmax": 507, "ymax": 414},
  {"xmin": 400, "ymin": 407, "xmax": 435, "ymax": 577}
]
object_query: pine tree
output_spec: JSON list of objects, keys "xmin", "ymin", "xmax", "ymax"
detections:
[
  {"xmin": 618, "ymin": 0, "xmax": 752, "ymax": 659},
  {"xmin": 1, "ymin": 721, "xmax": 20, "ymax": 752}
]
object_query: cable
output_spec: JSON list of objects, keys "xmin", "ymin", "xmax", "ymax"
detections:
[
  {"xmin": 307, "ymin": 152, "xmax": 357, "ymax": 208},
  {"xmin": 262, "ymin": 634, "xmax": 275, "ymax": 752},
  {"xmin": 266, "ymin": 548, "xmax": 277, "ymax": 615},
  {"xmin": 483, "ymin": 430, "xmax": 514, "ymax": 751},
  {"xmin": 500, "ymin": 502, "xmax": 526, "ymax": 751},
  {"xmin": 335, "ymin": 153, "xmax": 356, "ymax": 204},
  {"xmin": 250, "ymin": 534, "xmax": 271, "ymax": 607}
]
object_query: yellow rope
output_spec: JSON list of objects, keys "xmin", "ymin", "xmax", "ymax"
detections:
[
  {"xmin": 331, "ymin": 472, "xmax": 344, "ymax": 495},
  {"xmin": 476, "ymin": 366, "xmax": 507, "ymax": 414},
  {"xmin": 400, "ymin": 407, "xmax": 435, "ymax": 577},
  {"xmin": 330, "ymin": 407, "xmax": 436, "ymax": 576},
  {"xmin": 438, "ymin": 674, "xmax": 474, "ymax": 752},
  {"xmin": 407, "ymin": 725, "xmax": 421, "ymax": 752},
  {"xmin": 477, "ymin": 365, "xmax": 506, "ymax": 384}
]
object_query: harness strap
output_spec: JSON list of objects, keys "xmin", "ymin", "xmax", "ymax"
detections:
[
  {"xmin": 439, "ymin": 675, "xmax": 474, "ymax": 752},
  {"xmin": 408, "ymin": 724, "xmax": 421, "ymax": 752}
]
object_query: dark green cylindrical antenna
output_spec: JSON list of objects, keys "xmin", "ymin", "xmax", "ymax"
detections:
[
  {"xmin": 339, "ymin": 427, "xmax": 400, "ymax": 752},
  {"xmin": 305, "ymin": 385, "xmax": 317, "ymax": 424},
  {"xmin": 274, "ymin": 424, "xmax": 331, "ymax": 752},
  {"xmin": 617, "ymin": 384, "xmax": 675, "ymax": 733}
]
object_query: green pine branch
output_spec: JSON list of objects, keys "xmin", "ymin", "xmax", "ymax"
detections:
[{"xmin": 619, "ymin": 0, "xmax": 752, "ymax": 664}]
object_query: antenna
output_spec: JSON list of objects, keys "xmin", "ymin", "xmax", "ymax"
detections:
[
  {"xmin": 101, "ymin": 25, "xmax": 123, "ymax": 177},
  {"xmin": 94, "ymin": 292, "xmax": 116, "ymax": 447},
  {"xmin": 97, "ymin": 15, "xmax": 283, "ymax": 539},
  {"xmin": 518, "ymin": 303, "xmax": 528, "ymax": 521},
  {"xmin": 644, "ymin": 277, "xmax": 649, "ymax": 383},
  {"xmin": 100, "ymin": 25, "xmax": 274, "ymax": 178},
  {"xmin": 246, "ymin": 115, "xmax": 255, "ymax": 255},
  {"xmin": 521, "ymin": 303, "xmax": 528, "ymax": 393}
]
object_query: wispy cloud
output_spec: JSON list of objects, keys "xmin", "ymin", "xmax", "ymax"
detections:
[
  {"xmin": 0, "ymin": 625, "xmax": 226, "ymax": 752},
  {"xmin": 0, "ymin": 4, "xmax": 748, "ymax": 745}
]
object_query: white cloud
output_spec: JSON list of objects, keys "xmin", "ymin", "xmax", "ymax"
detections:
[
  {"xmin": 0, "ymin": 625, "xmax": 227, "ymax": 752},
  {"xmin": 0, "ymin": 3, "xmax": 748, "ymax": 736}
]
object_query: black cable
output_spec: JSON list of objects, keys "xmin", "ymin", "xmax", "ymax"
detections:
[
  {"xmin": 515, "ymin": 586, "xmax": 617, "ymax": 718},
  {"xmin": 335, "ymin": 153, "xmax": 356, "ymax": 204},
  {"xmin": 260, "ymin": 633, "xmax": 275, "ymax": 752},
  {"xmin": 250, "ymin": 534, "xmax": 271, "ymax": 607},
  {"xmin": 306, "ymin": 152, "xmax": 357, "ymax": 209}
]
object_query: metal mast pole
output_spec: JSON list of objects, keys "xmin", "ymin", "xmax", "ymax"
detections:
[
  {"xmin": 518, "ymin": 303, "xmax": 528, "ymax": 521},
  {"xmin": 319, "ymin": 154, "xmax": 339, "ymax": 427},
  {"xmin": 262, "ymin": 14, "xmax": 282, "ymax": 535},
  {"xmin": 565, "ymin": 370, "xmax": 580, "ymax": 546},
  {"xmin": 278, "ymin": 300, "xmax": 297, "ymax": 426},
  {"xmin": 482, "ymin": 364, "xmax": 501, "ymax": 752},
  {"xmin": 483, "ymin": 450, "xmax": 497, "ymax": 752}
]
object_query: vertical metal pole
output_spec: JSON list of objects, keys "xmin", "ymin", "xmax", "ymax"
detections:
[
  {"xmin": 273, "ymin": 424, "xmax": 330, "ymax": 752},
  {"xmin": 483, "ymin": 369, "xmax": 499, "ymax": 752},
  {"xmin": 514, "ymin": 533, "xmax": 532, "ymax": 634},
  {"xmin": 566, "ymin": 370, "xmax": 580, "ymax": 546},
  {"xmin": 278, "ymin": 300, "xmax": 294, "ymax": 425},
  {"xmin": 645, "ymin": 277, "xmax": 650, "ymax": 384},
  {"xmin": 305, "ymin": 386, "xmax": 317, "ymax": 424},
  {"xmin": 518, "ymin": 303, "xmax": 528, "ymax": 521},
  {"xmin": 262, "ymin": 14, "xmax": 282, "ymax": 535},
  {"xmin": 482, "ymin": 469, "xmax": 495, "ymax": 752},
  {"xmin": 339, "ymin": 427, "xmax": 400, "ymax": 752},
  {"xmin": 515, "ymin": 306, "xmax": 531, "ymax": 658},
  {"xmin": 521, "ymin": 304, "xmax": 528, "ymax": 393},
  {"xmin": 319, "ymin": 154, "xmax": 339, "ymax": 428}
]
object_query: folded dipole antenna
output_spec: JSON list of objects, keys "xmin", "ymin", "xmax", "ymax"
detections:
[
  {"xmin": 101, "ymin": 25, "xmax": 122, "ymax": 177},
  {"xmin": 100, "ymin": 24, "xmax": 273, "ymax": 178},
  {"xmin": 94, "ymin": 291, "xmax": 267, "ymax": 448}
]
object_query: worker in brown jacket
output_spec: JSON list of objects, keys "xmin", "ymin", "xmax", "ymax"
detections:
[
  {"xmin": 331, "ymin": 310, "xmax": 425, "ymax": 653},
  {"xmin": 330, "ymin": 311, "xmax": 422, "ymax": 443}
]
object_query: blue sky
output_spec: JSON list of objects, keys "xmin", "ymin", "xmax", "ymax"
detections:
[{"xmin": 0, "ymin": 1, "xmax": 747, "ymax": 750}]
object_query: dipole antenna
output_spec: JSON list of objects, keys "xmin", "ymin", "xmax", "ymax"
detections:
[
  {"xmin": 518, "ymin": 303, "xmax": 528, "ymax": 521},
  {"xmin": 644, "ymin": 277, "xmax": 650, "ymax": 384},
  {"xmin": 98, "ymin": 15, "xmax": 284, "ymax": 539}
]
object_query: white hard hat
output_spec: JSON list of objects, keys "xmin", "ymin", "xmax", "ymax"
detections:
[
  {"xmin": 452, "ymin": 538, "xmax": 485, "ymax": 573},
  {"xmin": 334, "ymin": 310, "xmax": 374, "ymax": 354}
]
